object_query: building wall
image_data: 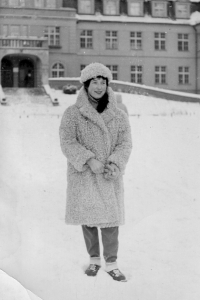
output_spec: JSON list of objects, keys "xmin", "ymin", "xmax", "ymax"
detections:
[
  {"xmin": 0, "ymin": 5, "xmax": 77, "ymax": 85},
  {"xmin": 76, "ymin": 21, "xmax": 196, "ymax": 93},
  {"xmin": 0, "ymin": 0, "xmax": 200, "ymax": 93},
  {"xmin": 195, "ymin": 23, "xmax": 200, "ymax": 93}
]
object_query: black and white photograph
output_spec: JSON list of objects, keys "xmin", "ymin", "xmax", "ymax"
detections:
[{"xmin": 0, "ymin": 0, "xmax": 200, "ymax": 299}]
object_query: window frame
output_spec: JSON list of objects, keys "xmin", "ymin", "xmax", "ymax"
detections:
[
  {"xmin": 155, "ymin": 66, "xmax": 167, "ymax": 84},
  {"xmin": 130, "ymin": 65, "xmax": 143, "ymax": 84},
  {"xmin": 103, "ymin": 0, "xmax": 120, "ymax": 16},
  {"xmin": 106, "ymin": 65, "xmax": 118, "ymax": 80},
  {"xmin": 130, "ymin": 32, "xmax": 142, "ymax": 50},
  {"xmin": 80, "ymin": 30, "xmax": 93, "ymax": 49},
  {"xmin": 35, "ymin": 0, "xmax": 44, "ymax": 8},
  {"xmin": 44, "ymin": 26, "xmax": 60, "ymax": 47},
  {"xmin": 154, "ymin": 32, "xmax": 166, "ymax": 51},
  {"xmin": 51, "ymin": 63, "xmax": 65, "ymax": 78},
  {"xmin": 1, "ymin": 0, "xmax": 26, "ymax": 6},
  {"xmin": 178, "ymin": 33, "xmax": 189, "ymax": 52},
  {"xmin": 175, "ymin": 2, "xmax": 190, "ymax": 19},
  {"xmin": 10, "ymin": 25, "xmax": 20, "ymax": 36},
  {"xmin": 46, "ymin": 0, "xmax": 56, "ymax": 8},
  {"xmin": 151, "ymin": 1, "xmax": 168, "ymax": 18},
  {"xmin": 127, "ymin": 0, "xmax": 144, "ymax": 17},
  {"xmin": 80, "ymin": 65, "xmax": 86, "ymax": 71},
  {"xmin": 105, "ymin": 31, "xmax": 118, "ymax": 50},
  {"xmin": 78, "ymin": 0, "xmax": 94, "ymax": 14},
  {"xmin": 3, "ymin": 25, "xmax": 8, "ymax": 36},
  {"xmin": 178, "ymin": 66, "xmax": 189, "ymax": 85},
  {"xmin": 9, "ymin": 0, "xmax": 18, "ymax": 6},
  {"xmin": 22, "ymin": 25, "xmax": 28, "ymax": 37}
]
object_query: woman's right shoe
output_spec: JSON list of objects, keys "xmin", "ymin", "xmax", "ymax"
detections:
[
  {"xmin": 85, "ymin": 264, "xmax": 101, "ymax": 276},
  {"xmin": 107, "ymin": 269, "xmax": 127, "ymax": 282}
]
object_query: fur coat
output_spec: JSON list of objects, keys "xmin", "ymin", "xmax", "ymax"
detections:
[{"xmin": 59, "ymin": 86, "xmax": 132, "ymax": 228}]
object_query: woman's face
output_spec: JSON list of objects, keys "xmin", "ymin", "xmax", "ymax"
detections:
[{"xmin": 88, "ymin": 77, "xmax": 107, "ymax": 99}]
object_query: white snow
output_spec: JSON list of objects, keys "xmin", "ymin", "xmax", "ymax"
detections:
[
  {"xmin": 190, "ymin": 11, "xmax": 200, "ymax": 26},
  {"xmin": 0, "ymin": 90, "xmax": 200, "ymax": 300},
  {"xmin": 0, "ymin": 270, "xmax": 42, "ymax": 300},
  {"xmin": 76, "ymin": 13, "xmax": 192, "ymax": 25}
]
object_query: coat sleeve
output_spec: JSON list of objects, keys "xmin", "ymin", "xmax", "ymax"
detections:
[
  {"xmin": 59, "ymin": 106, "xmax": 95, "ymax": 172},
  {"xmin": 107, "ymin": 111, "xmax": 132, "ymax": 173}
]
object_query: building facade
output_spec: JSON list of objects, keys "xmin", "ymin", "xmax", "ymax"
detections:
[{"xmin": 0, "ymin": 0, "xmax": 200, "ymax": 93}]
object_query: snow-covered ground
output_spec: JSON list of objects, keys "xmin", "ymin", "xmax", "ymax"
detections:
[{"xmin": 0, "ymin": 90, "xmax": 200, "ymax": 300}]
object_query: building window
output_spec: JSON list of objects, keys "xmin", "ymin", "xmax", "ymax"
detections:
[
  {"xmin": 46, "ymin": 0, "xmax": 56, "ymax": 8},
  {"xmin": 175, "ymin": 3, "xmax": 190, "ymax": 19},
  {"xmin": 178, "ymin": 67, "xmax": 189, "ymax": 84},
  {"xmin": 103, "ymin": 0, "xmax": 119, "ymax": 15},
  {"xmin": 155, "ymin": 66, "xmax": 166, "ymax": 84},
  {"xmin": 80, "ymin": 65, "xmax": 86, "ymax": 71},
  {"xmin": 128, "ymin": 1, "xmax": 144, "ymax": 16},
  {"xmin": 35, "ymin": 0, "xmax": 44, "ymax": 8},
  {"xmin": 6, "ymin": 0, "xmax": 26, "ymax": 6},
  {"xmin": 152, "ymin": 1, "xmax": 167, "ymax": 18},
  {"xmin": 19, "ymin": 0, "xmax": 25, "ymax": 6},
  {"xmin": 11, "ymin": 25, "xmax": 20, "ymax": 36},
  {"xmin": 131, "ymin": 66, "xmax": 143, "ymax": 84},
  {"xmin": 130, "ymin": 32, "xmax": 142, "ymax": 50},
  {"xmin": 106, "ymin": 65, "xmax": 118, "ymax": 80},
  {"xmin": 44, "ymin": 27, "xmax": 60, "ymax": 46},
  {"xmin": 154, "ymin": 32, "xmax": 166, "ymax": 50},
  {"xmin": 178, "ymin": 34, "xmax": 189, "ymax": 51},
  {"xmin": 105, "ymin": 31, "xmax": 118, "ymax": 50},
  {"xmin": 80, "ymin": 30, "xmax": 93, "ymax": 49},
  {"xmin": 9, "ymin": 0, "xmax": 18, "ymax": 6},
  {"xmin": 78, "ymin": 0, "xmax": 94, "ymax": 14},
  {"xmin": 22, "ymin": 25, "xmax": 28, "ymax": 36},
  {"xmin": 3, "ymin": 25, "xmax": 8, "ymax": 36},
  {"xmin": 51, "ymin": 63, "xmax": 64, "ymax": 78}
]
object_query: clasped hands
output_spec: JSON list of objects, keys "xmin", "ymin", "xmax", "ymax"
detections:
[{"xmin": 87, "ymin": 158, "xmax": 119, "ymax": 180}]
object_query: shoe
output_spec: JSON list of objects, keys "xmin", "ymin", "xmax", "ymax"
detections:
[
  {"xmin": 107, "ymin": 269, "xmax": 127, "ymax": 282},
  {"xmin": 85, "ymin": 264, "xmax": 101, "ymax": 276}
]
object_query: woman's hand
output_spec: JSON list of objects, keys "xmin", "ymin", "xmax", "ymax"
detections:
[
  {"xmin": 104, "ymin": 163, "xmax": 120, "ymax": 180},
  {"xmin": 87, "ymin": 158, "xmax": 105, "ymax": 174}
]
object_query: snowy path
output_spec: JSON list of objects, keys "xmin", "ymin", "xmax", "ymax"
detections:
[{"xmin": 0, "ymin": 92, "xmax": 200, "ymax": 300}]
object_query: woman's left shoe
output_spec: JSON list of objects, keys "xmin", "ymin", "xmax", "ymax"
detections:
[
  {"xmin": 85, "ymin": 264, "xmax": 101, "ymax": 276},
  {"xmin": 107, "ymin": 269, "xmax": 127, "ymax": 282}
]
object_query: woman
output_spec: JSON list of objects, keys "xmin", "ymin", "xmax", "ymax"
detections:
[{"xmin": 59, "ymin": 63, "xmax": 132, "ymax": 282}]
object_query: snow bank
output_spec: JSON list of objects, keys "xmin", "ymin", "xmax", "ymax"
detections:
[
  {"xmin": 0, "ymin": 91, "xmax": 200, "ymax": 300},
  {"xmin": 0, "ymin": 270, "xmax": 43, "ymax": 300},
  {"xmin": 190, "ymin": 11, "xmax": 200, "ymax": 26}
]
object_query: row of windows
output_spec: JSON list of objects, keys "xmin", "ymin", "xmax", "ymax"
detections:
[
  {"xmin": 52, "ymin": 62, "xmax": 190, "ymax": 85},
  {"xmin": 76, "ymin": 0, "xmax": 191, "ymax": 19},
  {"xmin": 1, "ymin": 0, "xmax": 56, "ymax": 8},
  {"xmin": 80, "ymin": 30, "xmax": 190, "ymax": 52},
  {"xmin": 2, "ymin": 25, "xmax": 60, "ymax": 46},
  {"xmin": 1, "ymin": 24, "xmax": 190, "ymax": 52},
  {"xmin": 0, "ymin": 0, "xmax": 192, "ymax": 19}
]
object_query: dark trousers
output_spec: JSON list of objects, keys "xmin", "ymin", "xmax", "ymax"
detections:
[{"xmin": 82, "ymin": 225, "xmax": 119, "ymax": 263}]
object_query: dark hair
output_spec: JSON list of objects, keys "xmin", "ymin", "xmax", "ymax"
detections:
[{"xmin": 83, "ymin": 76, "xmax": 109, "ymax": 113}]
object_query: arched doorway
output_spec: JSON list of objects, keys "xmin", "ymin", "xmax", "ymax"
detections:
[
  {"xmin": 19, "ymin": 59, "xmax": 34, "ymax": 88},
  {"xmin": 1, "ymin": 54, "xmax": 45, "ymax": 88},
  {"xmin": 1, "ymin": 58, "xmax": 13, "ymax": 88}
]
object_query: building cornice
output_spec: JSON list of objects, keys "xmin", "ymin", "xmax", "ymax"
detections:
[{"xmin": 76, "ymin": 13, "xmax": 192, "ymax": 26}]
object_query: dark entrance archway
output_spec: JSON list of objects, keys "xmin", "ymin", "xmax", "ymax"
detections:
[
  {"xmin": 19, "ymin": 59, "xmax": 34, "ymax": 88},
  {"xmin": 1, "ymin": 58, "xmax": 13, "ymax": 88},
  {"xmin": 1, "ymin": 55, "xmax": 37, "ymax": 88}
]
